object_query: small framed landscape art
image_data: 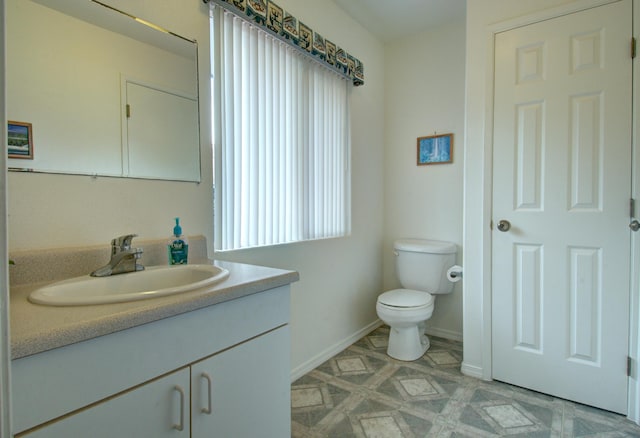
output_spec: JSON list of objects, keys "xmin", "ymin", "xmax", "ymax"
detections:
[
  {"xmin": 417, "ymin": 133, "xmax": 452, "ymax": 165},
  {"xmin": 8, "ymin": 121, "xmax": 34, "ymax": 159}
]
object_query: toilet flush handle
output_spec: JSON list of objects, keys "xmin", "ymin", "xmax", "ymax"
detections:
[{"xmin": 393, "ymin": 251, "xmax": 399, "ymax": 256}]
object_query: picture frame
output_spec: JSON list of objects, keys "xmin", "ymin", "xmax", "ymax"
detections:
[
  {"xmin": 417, "ymin": 133, "xmax": 452, "ymax": 165},
  {"xmin": 8, "ymin": 121, "xmax": 34, "ymax": 159}
]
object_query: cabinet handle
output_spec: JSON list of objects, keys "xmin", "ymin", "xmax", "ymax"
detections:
[
  {"xmin": 201, "ymin": 372, "xmax": 213, "ymax": 414},
  {"xmin": 173, "ymin": 385, "xmax": 185, "ymax": 431}
]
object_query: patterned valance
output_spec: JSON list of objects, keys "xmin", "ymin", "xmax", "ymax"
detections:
[{"xmin": 203, "ymin": 0, "xmax": 364, "ymax": 86}]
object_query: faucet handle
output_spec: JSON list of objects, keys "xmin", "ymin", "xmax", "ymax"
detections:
[{"xmin": 111, "ymin": 234, "xmax": 138, "ymax": 253}]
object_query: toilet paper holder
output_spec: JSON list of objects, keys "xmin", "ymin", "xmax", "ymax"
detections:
[{"xmin": 446, "ymin": 265, "xmax": 463, "ymax": 283}]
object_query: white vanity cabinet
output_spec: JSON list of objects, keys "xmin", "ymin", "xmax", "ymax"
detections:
[
  {"xmin": 12, "ymin": 285, "xmax": 291, "ymax": 437},
  {"xmin": 20, "ymin": 368, "xmax": 192, "ymax": 437},
  {"xmin": 191, "ymin": 326, "xmax": 290, "ymax": 437}
]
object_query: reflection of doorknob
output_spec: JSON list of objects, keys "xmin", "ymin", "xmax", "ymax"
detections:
[
  {"xmin": 631, "ymin": 220, "xmax": 640, "ymax": 232},
  {"xmin": 497, "ymin": 220, "xmax": 511, "ymax": 232}
]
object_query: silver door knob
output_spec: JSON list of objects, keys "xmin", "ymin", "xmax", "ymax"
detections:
[
  {"xmin": 497, "ymin": 220, "xmax": 511, "ymax": 232},
  {"xmin": 631, "ymin": 220, "xmax": 640, "ymax": 232}
]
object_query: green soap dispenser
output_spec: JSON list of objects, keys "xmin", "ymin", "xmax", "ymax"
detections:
[{"xmin": 168, "ymin": 217, "xmax": 189, "ymax": 265}]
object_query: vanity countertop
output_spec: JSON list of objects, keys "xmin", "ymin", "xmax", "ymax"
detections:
[{"xmin": 10, "ymin": 260, "xmax": 299, "ymax": 360}]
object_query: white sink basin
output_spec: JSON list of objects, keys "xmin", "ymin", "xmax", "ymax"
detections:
[{"xmin": 28, "ymin": 264, "xmax": 230, "ymax": 306}]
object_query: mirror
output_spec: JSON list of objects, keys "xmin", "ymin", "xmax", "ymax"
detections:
[{"xmin": 6, "ymin": 0, "xmax": 201, "ymax": 182}]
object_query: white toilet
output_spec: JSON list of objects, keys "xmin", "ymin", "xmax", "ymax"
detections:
[{"xmin": 376, "ymin": 239, "xmax": 457, "ymax": 361}]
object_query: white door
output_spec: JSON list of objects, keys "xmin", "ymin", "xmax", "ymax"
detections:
[
  {"xmin": 492, "ymin": 1, "xmax": 632, "ymax": 414},
  {"xmin": 125, "ymin": 81, "xmax": 199, "ymax": 181}
]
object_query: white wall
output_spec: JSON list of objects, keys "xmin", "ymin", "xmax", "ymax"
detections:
[
  {"xmin": 383, "ymin": 18, "xmax": 466, "ymax": 340},
  {"xmin": 213, "ymin": 0, "xmax": 386, "ymax": 378},
  {"xmin": 6, "ymin": 0, "xmax": 385, "ymax": 379}
]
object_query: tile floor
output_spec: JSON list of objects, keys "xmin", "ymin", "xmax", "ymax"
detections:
[{"xmin": 291, "ymin": 326, "xmax": 640, "ymax": 437}]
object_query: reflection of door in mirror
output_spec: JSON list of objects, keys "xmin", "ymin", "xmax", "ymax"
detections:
[
  {"xmin": 6, "ymin": 0, "xmax": 201, "ymax": 182},
  {"xmin": 124, "ymin": 79, "xmax": 200, "ymax": 181}
]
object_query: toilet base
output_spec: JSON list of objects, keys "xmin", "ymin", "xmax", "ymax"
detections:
[{"xmin": 386, "ymin": 323, "xmax": 431, "ymax": 361}]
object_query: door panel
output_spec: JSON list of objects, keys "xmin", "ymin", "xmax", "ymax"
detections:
[{"xmin": 492, "ymin": 0, "xmax": 632, "ymax": 414}]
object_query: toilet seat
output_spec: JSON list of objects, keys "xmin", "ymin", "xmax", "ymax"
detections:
[{"xmin": 377, "ymin": 289, "xmax": 434, "ymax": 309}]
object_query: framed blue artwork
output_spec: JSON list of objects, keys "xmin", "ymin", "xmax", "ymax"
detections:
[
  {"xmin": 8, "ymin": 121, "xmax": 34, "ymax": 159},
  {"xmin": 417, "ymin": 133, "xmax": 453, "ymax": 165}
]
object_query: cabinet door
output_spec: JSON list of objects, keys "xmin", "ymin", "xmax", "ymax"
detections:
[
  {"xmin": 20, "ymin": 368, "xmax": 190, "ymax": 438},
  {"xmin": 191, "ymin": 326, "xmax": 290, "ymax": 437}
]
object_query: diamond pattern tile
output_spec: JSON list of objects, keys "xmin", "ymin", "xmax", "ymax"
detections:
[
  {"xmin": 360, "ymin": 415, "xmax": 403, "ymax": 437},
  {"xmin": 484, "ymin": 404, "xmax": 533, "ymax": 428},
  {"xmin": 426, "ymin": 350, "xmax": 458, "ymax": 365},
  {"xmin": 368, "ymin": 336, "xmax": 389, "ymax": 349},
  {"xmin": 336, "ymin": 357, "xmax": 367, "ymax": 373},
  {"xmin": 291, "ymin": 326, "xmax": 640, "ymax": 437},
  {"xmin": 291, "ymin": 387, "xmax": 325, "ymax": 409},
  {"xmin": 398, "ymin": 378, "xmax": 437, "ymax": 397}
]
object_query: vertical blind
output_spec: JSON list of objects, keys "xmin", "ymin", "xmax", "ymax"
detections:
[{"xmin": 212, "ymin": 7, "xmax": 351, "ymax": 251}]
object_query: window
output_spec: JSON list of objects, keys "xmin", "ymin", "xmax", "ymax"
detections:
[{"xmin": 212, "ymin": 8, "xmax": 351, "ymax": 251}]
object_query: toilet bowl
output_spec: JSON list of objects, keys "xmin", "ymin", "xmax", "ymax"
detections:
[
  {"xmin": 376, "ymin": 289, "xmax": 435, "ymax": 360},
  {"xmin": 376, "ymin": 239, "xmax": 457, "ymax": 361}
]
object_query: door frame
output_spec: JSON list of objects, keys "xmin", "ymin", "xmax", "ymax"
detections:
[
  {"xmin": 0, "ymin": 0, "xmax": 12, "ymax": 436},
  {"xmin": 461, "ymin": 0, "xmax": 640, "ymax": 423}
]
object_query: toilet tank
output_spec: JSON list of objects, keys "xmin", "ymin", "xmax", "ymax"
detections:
[{"xmin": 394, "ymin": 239, "xmax": 456, "ymax": 294}]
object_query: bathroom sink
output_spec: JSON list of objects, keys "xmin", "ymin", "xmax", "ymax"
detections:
[{"xmin": 28, "ymin": 264, "xmax": 230, "ymax": 306}]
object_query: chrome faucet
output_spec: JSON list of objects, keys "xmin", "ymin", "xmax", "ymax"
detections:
[{"xmin": 91, "ymin": 234, "xmax": 144, "ymax": 277}]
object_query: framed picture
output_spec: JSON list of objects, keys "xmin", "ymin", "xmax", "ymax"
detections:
[
  {"xmin": 417, "ymin": 133, "xmax": 452, "ymax": 165},
  {"xmin": 8, "ymin": 121, "xmax": 34, "ymax": 159}
]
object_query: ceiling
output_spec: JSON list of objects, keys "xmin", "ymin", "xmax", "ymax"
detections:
[{"xmin": 332, "ymin": 0, "xmax": 466, "ymax": 43}]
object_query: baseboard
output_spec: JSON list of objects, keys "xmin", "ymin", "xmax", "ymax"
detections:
[
  {"xmin": 461, "ymin": 361, "xmax": 485, "ymax": 379},
  {"xmin": 290, "ymin": 319, "xmax": 383, "ymax": 382},
  {"xmin": 425, "ymin": 326, "xmax": 463, "ymax": 342}
]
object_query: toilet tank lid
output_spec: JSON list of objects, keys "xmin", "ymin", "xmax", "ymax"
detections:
[{"xmin": 394, "ymin": 239, "xmax": 456, "ymax": 254}]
